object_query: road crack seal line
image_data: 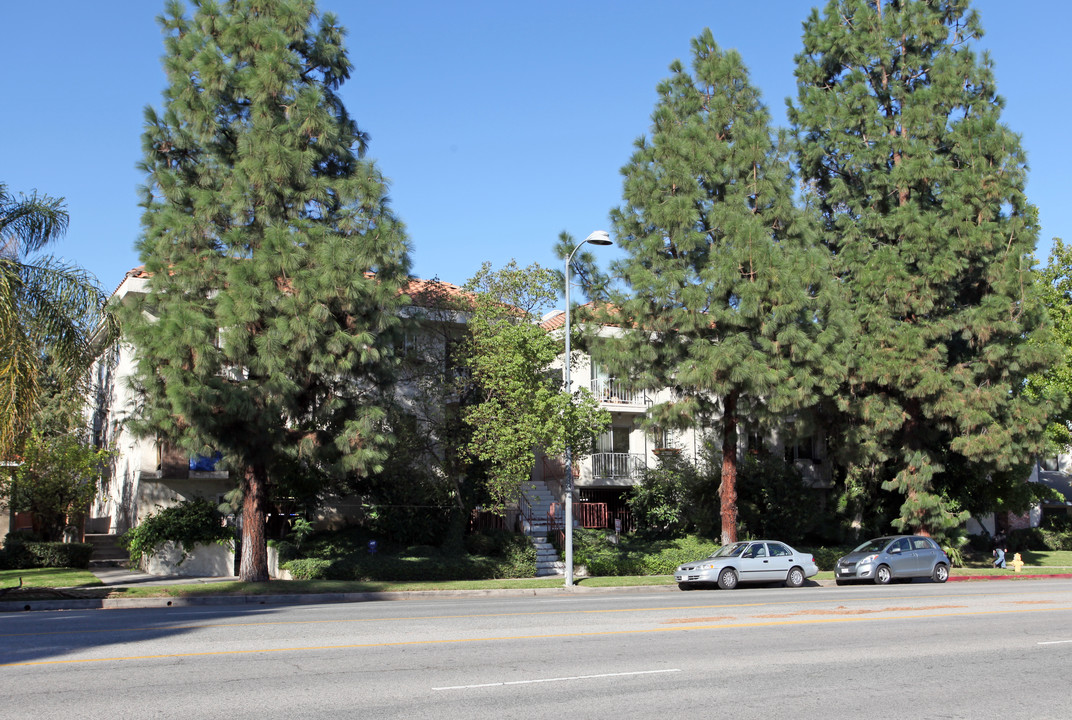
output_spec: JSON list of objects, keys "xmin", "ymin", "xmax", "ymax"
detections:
[
  {"xmin": 5, "ymin": 606, "xmax": 1071, "ymax": 667},
  {"xmin": 662, "ymin": 616, "xmax": 737, "ymax": 624},
  {"xmin": 753, "ymin": 605, "xmax": 965, "ymax": 619}
]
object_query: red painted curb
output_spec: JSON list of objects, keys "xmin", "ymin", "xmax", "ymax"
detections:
[{"xmin": 949, "ymin": 573, "xmax": 1072, "ymax": 582}]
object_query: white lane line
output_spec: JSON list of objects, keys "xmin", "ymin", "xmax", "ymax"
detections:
[
  {"xmin": 1038, "ymin": 640, "xmax": 1072, "ymax": 645},
  {"xmin": 433, "ymin": 668, "xmax": 681, "ymax": 691}
]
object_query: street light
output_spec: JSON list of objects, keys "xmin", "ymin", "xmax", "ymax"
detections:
[{"xmin": 563, "ymin": 230, "xmax": 612, "ymax": 587}]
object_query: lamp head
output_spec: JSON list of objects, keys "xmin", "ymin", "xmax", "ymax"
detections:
[{"xmin": 584, "ymin": 230, "xmax": 612, "ymax": 246}]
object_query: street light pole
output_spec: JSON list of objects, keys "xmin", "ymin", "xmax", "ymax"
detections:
[{"xmin": 563, "ymin": 230, "xmax": 612, "ymax": 587}]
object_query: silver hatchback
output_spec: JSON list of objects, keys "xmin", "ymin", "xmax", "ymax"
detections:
[{"xmin": 835, "ymin": 535, "xmax": 950, "ymax": 585}]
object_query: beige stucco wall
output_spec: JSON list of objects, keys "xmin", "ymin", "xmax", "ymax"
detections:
[{"xmin": 142, "ymin": 540, "xmax": 235, "ymax": 577}]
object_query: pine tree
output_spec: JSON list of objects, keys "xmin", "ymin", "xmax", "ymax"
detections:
[
  {"xmin": 1028, "ymin": 239, "xmax": 1072, "ymax": 451},
  {"xmin": 789, "ymin": 0, "xmax": 1056, "ymax": 536},
  {"xmin": 596, "ymin": 31, "xmax": 830, "ymax": 545},
  {"xmin": 123, "ymin": 0, "xmax": 410, "ymax": 581}
]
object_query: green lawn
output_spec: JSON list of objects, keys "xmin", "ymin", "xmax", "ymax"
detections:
[
  {"xmin": 0, "ymin": 568, "xmax": 101, "ymax": 589},
  {"xmin": 2, "ymin": 550, "xmax": 1070, "ymax": 603}
]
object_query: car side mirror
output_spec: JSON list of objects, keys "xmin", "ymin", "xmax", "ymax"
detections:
[{"xmin": 890, "ymin": 548, "xmax": 901, "ymax": 554}]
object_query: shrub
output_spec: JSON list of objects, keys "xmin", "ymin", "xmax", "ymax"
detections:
[
  {"xmin": 26, "ymin": 541, "xmax": 94, "ymax": 569},
  {"xmin": 282, "ymin": 540, "xmax": 536, "ymax": 582},
  {"xmin": 800, "ymin": 546, "xmax": 854, "ymax": 572},
  {"xmin": 1040, "ymin": 529, "xmax": 1072, "ymax": 551},
  {"xmin": 284, "ymin": 558, "xmax": 334, "ymax": 580},
  {"xmin": 269, "ymin": 540, "xmax": 301, "ymax": 563},
  {"xmin": 1006, "ymin": 527, "xmax": 1045, "ymax": 553},
  {"xmin": 0, "ymin": 535, "xmax": 93, "ymax": 569},
  {"xmin": 572, "ymin": 531, "xmax": 719, "ymax": 576},
  {"xmin": 120, "ymin": 498, "xmax": 233, "ymax": 566},
  {"xmin": 0, "ymin": 533, "xmax": 34, "ymax": 569}
]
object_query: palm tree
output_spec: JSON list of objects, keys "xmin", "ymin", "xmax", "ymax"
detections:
[{"xmin": 1, "ymin": 182, "xmax": 115, "ymax": 458}]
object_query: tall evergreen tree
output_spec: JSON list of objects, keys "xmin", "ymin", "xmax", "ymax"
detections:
[
  {"xmin": 591, "ymin": 31, "xmax": 831, "ymax": 544},
  {"xmin": 1028, "ymin": 238, "xmax": 1072, "ymax": 452},
  {"xmin": 789, "ymin": 0, "xmax": 1056, "ymax": 537},
  {"xmin": 123, "ymin": 0, "xmax": 410, "ymax": 581}
]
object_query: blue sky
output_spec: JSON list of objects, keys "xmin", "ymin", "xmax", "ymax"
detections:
[{"xmin": 3, "ymin": 1, "xmax": 1068, "ymax": 294}]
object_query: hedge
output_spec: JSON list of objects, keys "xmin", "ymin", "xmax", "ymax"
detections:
[
  {"xmin": 284, "ymin": 549, "xmax": 536, "ymax": 582},
  {"xmin": 0, "ymin": 536, "xmax": 93, "ymax": 570}
]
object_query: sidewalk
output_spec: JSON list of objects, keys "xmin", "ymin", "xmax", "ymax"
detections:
[{"xmin": 90, "ymin": 566, "xmax": 237, "ymax": 587}]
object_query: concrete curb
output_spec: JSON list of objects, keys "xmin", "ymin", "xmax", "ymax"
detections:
[
  {"xmin": 3, "ymin": 572, "xmax": 1068, "ymax": 613},
  {"xmin": 0, "ymin": 582, "xmax": 680, "ymax": 613}
]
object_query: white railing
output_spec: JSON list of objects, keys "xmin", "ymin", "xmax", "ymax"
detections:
[
  {"xmin": 591, "ymin": 453, "xmax": 646, "ymax": 480},
  {"xmin": 589, "ymin": 378, "xmax": 650, "ymax": 407}
]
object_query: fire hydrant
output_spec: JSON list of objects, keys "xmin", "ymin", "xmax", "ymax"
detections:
[{"xmin": 1011, "ymin": 553, "xmax": 1024, "ymax": 573}]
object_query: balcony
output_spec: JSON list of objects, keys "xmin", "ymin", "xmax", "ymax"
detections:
[
  {"xmin": 589, "ymin": 378, "xmax": 650, "ymax": 411},
  {"xmin": 591, "ymin": 453, "xmax": 646, "ymax": 481}
]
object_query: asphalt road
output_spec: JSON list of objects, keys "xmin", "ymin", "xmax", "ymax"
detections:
[{"xmin": 2, "ymin": 580, "xmax": 1070, "ymax": 719}]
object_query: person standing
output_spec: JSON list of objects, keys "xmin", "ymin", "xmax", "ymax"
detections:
[{"xmin": 993, "ymin": 529, "xmax": 1007, "ymax": 569}]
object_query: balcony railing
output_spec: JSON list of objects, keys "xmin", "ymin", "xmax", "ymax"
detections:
[
  {"xmin": 591, "ymin": 453, "xmax": 646, "ymax": 481},
  {"xmin": 589, "ymin": 378, "xmax": 650, "ymax": 408}
]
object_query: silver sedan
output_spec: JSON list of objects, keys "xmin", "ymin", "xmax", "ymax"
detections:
[{"xmin": 675, "ymin": 540, "xmax": 819, "ymax": 590}]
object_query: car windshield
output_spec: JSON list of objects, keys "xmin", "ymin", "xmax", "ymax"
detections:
[
  {"xmin": 853, "ymin": 537, "xmax": 893, "ymax": 553},
  {"xmin": 711, "ymin": 542, "xmax": 749, "ymax": 558}
]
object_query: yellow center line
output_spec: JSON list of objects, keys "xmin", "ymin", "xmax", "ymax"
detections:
[
  {"xmin": 3, "ymin": 587, "xmax": 1066, "ymax": 638},
  {"xmin": 3, "ymin": 605, "xmax": 1069, "ymax": 668}
]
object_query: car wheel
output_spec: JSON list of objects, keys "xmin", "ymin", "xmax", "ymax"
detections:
[
  {"xmin": 932, "ymin": 563, "xmax": 949, "ymax": 583},
  {"xmin": 874, "ymin": 565, "xmax": 892, "ymax": 585},
  {"xmin": 786, "ymin": 567, "xmax": 805, "ymax": 588},
  {"xmin": 717, "ymin": 567, "xmax": 739, "ymax": 590},
  {"xmin": 835, "ymin": 578, "xmax": 847, "ymax": 586},
  {"xmin": 678, "ymin": 582, "xmax": 693, "ymax": 591}
]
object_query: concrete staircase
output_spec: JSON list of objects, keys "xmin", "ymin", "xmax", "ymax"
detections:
[
  {"xmin": 85, "ymin": 534, "xmax": 128, "ymax": 568},
  {"xmin": 520, "ymin": 481, "xmax": 565, "ymax": 577},
  {"xmin": 531, "ymin": 535, "xmax": 564, "ymax": 577}
]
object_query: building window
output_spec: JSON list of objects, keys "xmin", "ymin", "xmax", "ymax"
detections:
[{"xmin": 597, "ymin": 426, "xmax": 631, "ymax": 454}]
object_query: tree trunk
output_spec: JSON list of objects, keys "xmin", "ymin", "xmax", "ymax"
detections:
[
  {"xmin": 239, "ymin": 464, "xmax": 270, "ymax": 582},
  {"xmin": 719, "ymin": 391, "xmax": 739, "ymax": 546}
]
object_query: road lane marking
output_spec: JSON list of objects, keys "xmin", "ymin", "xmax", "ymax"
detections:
[
  {"xmin": 1037, "ymin": 640, "xmax": 1072, "ymax": 645},
  {"xmin": 432, "ymin": 668, "xmax": 681, "ymax": 690},
  {"xmin": 3, "ymin": 605, "xmax": 1071, "ymax": 667},
  {"xmin": 5, "ymin": 589, "xmax": 1069, "ymax": 639}
]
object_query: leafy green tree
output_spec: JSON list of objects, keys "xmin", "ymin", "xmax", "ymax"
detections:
[
  {"xmin": 462, "ymin": 261, "xmax": 609, "ymax": 514},
  {"xmin": 122, "ymin": 0, "xmax": 411, "ymax": 581},
  {"xmin": 789, "ymin": 0, "xmax": 1056, "ymax": 538},
  {"xmin": 627, "ymin": 453, "xmax": 701, "ymax": 537},
  {"xmin": 583, "ymin": 31, "xmax": 833, "ymax": 545},
  {"xmin": 0, "ymin": 432, "xmax": 115, "ymax": 541},
  {"xmin": 1028, "ymin": 238, "xmax": 1072, "ymax": 451},
  {"xmin": 0, "ymin": 183, "xmax": 114, "ymax": 459}
]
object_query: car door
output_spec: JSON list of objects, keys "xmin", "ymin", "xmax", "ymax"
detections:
[
  {"xmin": 909, "ymin": 536, "xmax": 939, "ymax": 574},
  {"xmin": 737, "ymin": 542, "xmax": 773, "ymax": 582},
  {"xmin": 765, "ymin": 542, "xmax": 795, "ymax": 581},
  {"xmin": 885, "ymin": 537, "xmax": 915, "ymax": 577}
]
